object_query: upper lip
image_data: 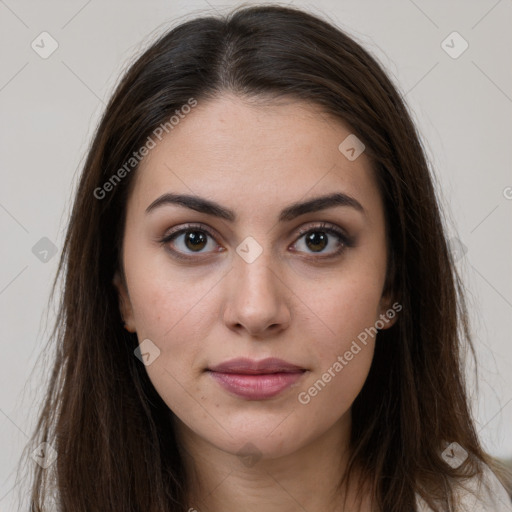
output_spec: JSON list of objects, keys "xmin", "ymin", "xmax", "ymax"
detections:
[{"xmin": 208, "ymin": 357, "xmax": 306, "ymax": 374}]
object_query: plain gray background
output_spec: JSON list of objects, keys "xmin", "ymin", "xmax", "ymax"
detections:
[{"xmin": 1, "ymin": 0, "xmax": 511, "ymax": 508}]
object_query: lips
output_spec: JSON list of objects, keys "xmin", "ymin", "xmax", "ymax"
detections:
[
  {"xmin": 207, "ymin": 357, "xmax": 307, "ymax": 400},
  {"xmin": 208, "ymin": 357, "xmax": 305, "ymax": 374}
]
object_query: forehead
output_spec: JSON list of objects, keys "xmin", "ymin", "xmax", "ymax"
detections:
[{"xmin": 128, "ymin": 93, "xmax": 382, "ymax": 221}]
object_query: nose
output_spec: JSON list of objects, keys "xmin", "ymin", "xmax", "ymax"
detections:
[{"xmin": 222, "ymin": 249, "xmax": 291, "ymax": 338}]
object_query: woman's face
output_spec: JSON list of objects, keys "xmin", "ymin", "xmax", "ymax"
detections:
[{"xmin": 114, "ymin": 93, "xmax": 396, "ymax": 461}]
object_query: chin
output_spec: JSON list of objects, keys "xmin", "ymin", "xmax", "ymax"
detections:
[{"xmin": 206, "ymin": 420, "xmax": 313, "ymax": 462}]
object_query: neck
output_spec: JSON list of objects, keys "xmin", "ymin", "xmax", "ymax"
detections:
[{"xmin": 174, "ymin": 412, "xmax": 370, "ymax": 512}]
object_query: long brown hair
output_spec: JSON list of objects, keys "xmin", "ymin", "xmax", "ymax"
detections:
[{"xmin": 18, "ymin": 4, "xmax": 511, "ymax": 511}]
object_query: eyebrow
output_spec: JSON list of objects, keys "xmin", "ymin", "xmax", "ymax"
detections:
[{"xmin": 145, "ymin": 192, "xmax": 365, "ymax": 222}]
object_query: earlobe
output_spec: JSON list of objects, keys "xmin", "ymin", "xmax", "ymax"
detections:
[
  {"xmin": 377, "ymin": 296, "xmax": 400, "ymax": 330},
  {"xmin": 112, "ymin": 271, "xmax": 137, "ymax": 333}
]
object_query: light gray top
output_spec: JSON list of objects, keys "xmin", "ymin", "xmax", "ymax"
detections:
[{"xmin": 415, "ymin": 464, "xmax": 512, "ymax": 511}]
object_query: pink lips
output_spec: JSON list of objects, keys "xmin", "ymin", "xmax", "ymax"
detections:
[{"xmin": 207, "ymin": 357, "xmax": 306, "ymax": 400}]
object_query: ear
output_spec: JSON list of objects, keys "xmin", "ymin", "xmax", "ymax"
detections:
[
  {"xmin": 112, "ymin": 271, "xmax": 136, "ymax": 333},
  {"xmin": 377, "ymin": 250, "xmax": 399, "ymax": 329},
  {"xmin": 377, "ymin": 292, "xmax": 400, "ymax": 330}
]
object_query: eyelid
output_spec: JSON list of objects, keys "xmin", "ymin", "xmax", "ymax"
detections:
[
  {"xmin": 295, "ymin": 221, "xmax": 351, "ymax": 241},
  {"xmin": 161, "ymin": 222, "xmax": 219, "ymax": 241}
]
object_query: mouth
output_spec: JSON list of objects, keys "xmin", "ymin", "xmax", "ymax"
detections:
[{"xmin": 207, "ymin": 357, "xmax": 307, "ymax": 400}]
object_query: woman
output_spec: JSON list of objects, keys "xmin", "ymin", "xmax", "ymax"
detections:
[{"xmin": 20, "ymin": 4, "xmax": 512, "ymax": 511}]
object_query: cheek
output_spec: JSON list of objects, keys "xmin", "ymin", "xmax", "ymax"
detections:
[
  {"xmin": 294, "ymin": 267, "xmax": 385, "ymax": 346},
  {"xmin": 124, "ymin": 252, "xmax": 223, "ymax": 369},
  {"xmin": 295, "ymin": 290, "xmax": 378, "ymax": 417},
  {"xmin": 127, "ymin": 272, "xmax": 211, "ymax": 415},
  {"xmin": 292, "ymin": 267, "xmax": 383, "ymax": 401},
  {"xmin": 125, "ymin": 247, "xmax": 218, "ymax": 343},
  {"xmin": 296, "ymin": 343, "xmax": 375, "ymax": 437}
]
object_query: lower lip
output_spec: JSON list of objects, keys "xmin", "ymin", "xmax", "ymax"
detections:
[{"xmin": 208, "ymin": 371, "xmax": 305, "ymax": 400}]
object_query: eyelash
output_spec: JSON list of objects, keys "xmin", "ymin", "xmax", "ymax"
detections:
[{"xmin": 158, "ymin": 222, "xmax": 353, "ymax": 261}]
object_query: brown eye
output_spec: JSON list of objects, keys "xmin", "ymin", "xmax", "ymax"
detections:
[
  {"xmin": 182, "ymin": 230, "xmax": 208, "ymax": 252},
  {"xmin": 292, "ymin": 223, "xmax": 352, "ymax": 257},
  {"xmin": 304, "ymin": 231, "xmax": 328, "ymax": 252},
  {"xmin": 159, "ymin": 224, "xmax": 221, "ymax": 260}
]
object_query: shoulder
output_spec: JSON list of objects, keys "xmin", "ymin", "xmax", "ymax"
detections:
[{"xmin": 415, "ymin": 464, "xmax": 512, "ymax": 511}]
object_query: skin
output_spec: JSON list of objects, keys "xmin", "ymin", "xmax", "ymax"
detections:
[{"xmin": 113, "ymin": 93, "xmax": 397, "ymax": 512}]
